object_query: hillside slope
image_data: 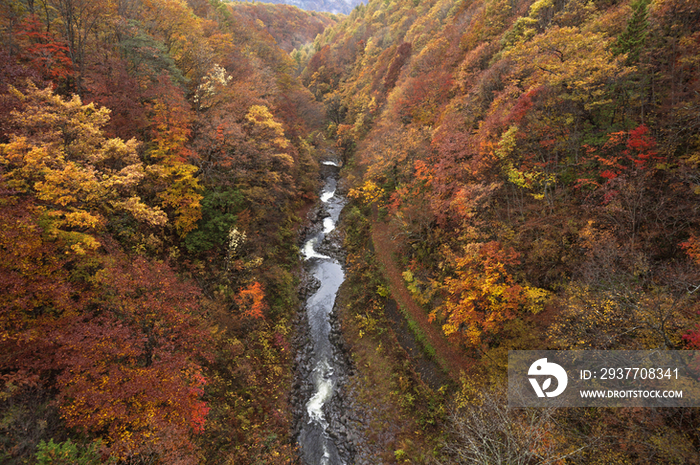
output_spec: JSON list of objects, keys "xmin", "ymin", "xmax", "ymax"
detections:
[
  {"xmin": 304, "ymin": 0, "xmax": 700, "ymax": 460},
  {"xmin": 229, "ymin": 2, "xmax": 339, "ymax": 52},
  {"xmin": 0, "ymin": 0, "xmax": 328, "ymax": 463},
  {"xmin": 240, "ymin": 0, "xmax": 365, "ymax": 15}
]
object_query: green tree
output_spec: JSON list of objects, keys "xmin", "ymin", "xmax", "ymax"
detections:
[
  {"xmin": 35, "ymin": 439, "xmax": 105, "ymax": 465},
  {"xmin": 612, "ymin": 0, "xmax": 651, "ymax": 63}
]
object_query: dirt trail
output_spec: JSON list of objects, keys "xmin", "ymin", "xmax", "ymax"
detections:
[{"xmin": 370, "ymin": 220, "xmax": 473, "ymax": 380}]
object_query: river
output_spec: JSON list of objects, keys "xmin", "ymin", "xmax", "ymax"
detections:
[{"xmin": 296, "ymin": 157, "xmax": 351, "ymax": 464}]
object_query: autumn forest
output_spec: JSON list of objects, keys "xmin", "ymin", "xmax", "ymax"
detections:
[{"xmin": 1, "ymin": 0, "xmax": 700, "ymax": 462}]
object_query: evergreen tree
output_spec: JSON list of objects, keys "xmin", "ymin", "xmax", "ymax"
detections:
[{"xmin": 613, "ymin": 0, "xmax": 651, "ymax": 63}]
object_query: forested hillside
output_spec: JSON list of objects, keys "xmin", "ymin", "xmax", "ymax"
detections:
[
  {"xmin": 244, "ymin": 0, "xmax": 365, "ymax": 15},
  {"xmin": 0, "ymin": 0, "xmax": 328, "ymax": 463},
  {"xmin": 229, "ymin": 2, "xmax": 338, "ymax": 52},
  {"xmin": 301, "ymin": 0, "xmax": 700, "ymax": 460}
]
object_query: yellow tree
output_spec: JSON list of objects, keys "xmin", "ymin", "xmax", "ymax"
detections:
[
  {"xmin": 0, "ymin": 83, "xmax": 167, "ymax": 253},
  {"xmin": 432, "ymin": 241, "xmax": 549, "ymax": 349},
  {"xmin": 502, "ymin": 26, "xmax": 631, "ymax": 106},
  {"xmin": 146, "ymin": 77, "xmax": 203, "ymax": 236},
  {"xmin": 238, "ymin": 104, "xmax": 296, "ymax": 212},
  {"xmin": 139, "ymin": 0, "xmax": 212, "ymax": 80}
]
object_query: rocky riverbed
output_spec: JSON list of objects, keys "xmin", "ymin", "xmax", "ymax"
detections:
[{"xmin": 291, "ymin": 157, "xmax": 357, "ymax": 464}]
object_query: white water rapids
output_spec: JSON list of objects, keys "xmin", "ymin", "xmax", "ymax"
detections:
[{"xmin": 298, "ymin": 160, "xmax": 347, "ymax": 465}]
